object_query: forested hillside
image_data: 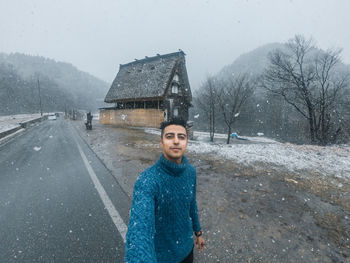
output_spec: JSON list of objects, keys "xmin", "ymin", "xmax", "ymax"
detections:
[
  {"xmin": 193, "ymin": 36, "xmax": 350, "ymax": 144},
  {"xmin": 0, "ymin": 53, "xmax": 109, "ymax": 115}
]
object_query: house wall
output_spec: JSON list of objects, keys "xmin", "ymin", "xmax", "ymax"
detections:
[
  {"xmin": 99, "ymin": 108, "xmax": 164, "ymax": 127},
  {"xmin": 99, "ymin": 109, "xmax": 115, "ymax": 125},
  {"xmin": 164, "ymin": 92, "xmax": 190, "ymax": 122},
  {"xmin": 162, "ymin": 66, "xmax": 191, "ymax": 122}
]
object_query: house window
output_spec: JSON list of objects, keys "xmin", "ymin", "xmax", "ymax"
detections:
[
  {"xmin": 174, "ymin": 107, "xmax": 179, "ymax": 117},
  {"xmin": 173, "ymin": 74, "xmax": 179, "ymax": 82},
  {"xmin": 172, "ymin": 84, "xmax": 178, "ymax": 94},
  {"xmin": 164, "ymin": 109, "xmax": 168, "ymax": 121}
]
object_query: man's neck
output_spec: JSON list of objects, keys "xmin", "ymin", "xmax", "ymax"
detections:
[{"xmin": 162, "ymin": 153, "xmax": 182, "ymax": 164}]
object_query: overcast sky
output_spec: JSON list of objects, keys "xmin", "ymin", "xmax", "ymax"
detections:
[{"xmin": 1, "ymin": 0, "xmax": 350, "ymax": 90}]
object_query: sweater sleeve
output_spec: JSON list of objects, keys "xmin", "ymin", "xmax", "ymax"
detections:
[
  {"xmin": 125, "ymin": 173, "xmax": 157, "ymax": 263},
  {"xmin": 190, "ymin": 169, "xmax": 201, "ymax": 232}
]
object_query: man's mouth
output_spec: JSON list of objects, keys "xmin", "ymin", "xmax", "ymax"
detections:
[{"xmin": 171, "ymin": 147, "xmax": 181, "ymax": 151}]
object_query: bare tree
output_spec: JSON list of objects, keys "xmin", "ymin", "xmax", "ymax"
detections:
[
  {"xmin": 334, "ymin": 82, "xmax": 350, "ymax": 142},
  {"xmin": 216, "ymin": 74, "xmax": 255, "ymax": 144},
  {"xmin": 314, "ymin": 50, "xmax": 350, "ymax": 143},
  {"xmin": 195, "ymin": 76, "xmax": 218, "ymax": 142},
  {"xmin": 262, "ymin": 35, "xmax": 349, "ymax": 145}
]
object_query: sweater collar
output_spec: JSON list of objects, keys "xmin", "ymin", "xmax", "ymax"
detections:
[{"xmin": 157, "ymin": 154, "xmax": 188, "ymax": 176}]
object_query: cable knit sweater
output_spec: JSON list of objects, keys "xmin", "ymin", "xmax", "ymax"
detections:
[{"xmin": 125, "ymin": 154, "xmax": 201, "ymax": 263}]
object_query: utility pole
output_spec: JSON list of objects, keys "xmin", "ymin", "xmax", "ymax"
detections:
[{"xmin": 37, "ymin": 77, "xmax": 43, "ymax": 116}]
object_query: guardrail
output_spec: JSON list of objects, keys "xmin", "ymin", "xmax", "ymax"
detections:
[{"xmin": 0, "ymin": 115, "xmax": 47, "ymax": 142}]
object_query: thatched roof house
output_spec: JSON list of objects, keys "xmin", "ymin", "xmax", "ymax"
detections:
[{"xmin": 100, "ymin": 51, "xmax": 193, "ymax": 128}]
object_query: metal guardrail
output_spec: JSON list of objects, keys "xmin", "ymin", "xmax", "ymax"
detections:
[{"xmin": 0, "ymin": 116, "xmax": 46, "ymax": 140}]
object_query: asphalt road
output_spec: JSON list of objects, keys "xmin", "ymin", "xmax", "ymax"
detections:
[{"xmin": 0, "ymin": 117, "xmax": 131, "ymax": 262}]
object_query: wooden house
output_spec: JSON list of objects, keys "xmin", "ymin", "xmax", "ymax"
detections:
[{"xmin": 100, "ymin": 51, "xmax": 192, "ymax": 128}]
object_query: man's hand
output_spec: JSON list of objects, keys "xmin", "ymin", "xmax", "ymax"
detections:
[{"xmin": 195, "ymin": 236, "xmax": 205, "ymax": 251}]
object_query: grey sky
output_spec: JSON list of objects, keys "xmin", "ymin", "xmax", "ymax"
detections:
[{"xmin": 1, "ymin": 0, "xmax": 349, "ymax": 90}]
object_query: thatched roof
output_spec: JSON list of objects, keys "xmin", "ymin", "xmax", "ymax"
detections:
[{"xmin": 104, "ymin": 51, "xmax": 191, "ymax": 103}]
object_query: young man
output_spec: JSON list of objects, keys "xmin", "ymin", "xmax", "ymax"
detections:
[{"xmin": 125, "ymin": 119, "xmax": 205, "ymax": 263}]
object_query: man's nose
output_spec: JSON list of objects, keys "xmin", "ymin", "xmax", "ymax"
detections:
[{"xmin": 174, "ymin": 136, "xmax": 179, "ymax": 144}]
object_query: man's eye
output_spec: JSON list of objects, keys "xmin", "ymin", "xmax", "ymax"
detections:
[
  {"xmin": 166, "ymin": 135, "xmax": 174, "ymax": 139},
  {"xmin": 178, "ymin": 135, "xmax": 186, "ymax": 140}
]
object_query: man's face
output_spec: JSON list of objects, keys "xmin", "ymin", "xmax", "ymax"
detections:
[{"xmin": 161, "ymin": 124, "xmax": 188, "ymax": 164}]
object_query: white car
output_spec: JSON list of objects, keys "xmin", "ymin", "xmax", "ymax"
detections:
[{"xmin": 48, "ymin": 114, "xmax": 57, "ymax": 120}]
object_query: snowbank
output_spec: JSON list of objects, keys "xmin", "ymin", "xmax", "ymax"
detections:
[
  {"xmin": 193, "ymin": 131, "xmax": 278, "ymax": 143},
  {"xmin": 189, "ymin": 141, "xmax": 350, "ymax": 179},
  {"xmin": 144, "ymin": 128, "xmax": 350, "ymax": 179},
  {"xmin": 0, "ymin": 114, "xmax": 43, "ymax": 133}
]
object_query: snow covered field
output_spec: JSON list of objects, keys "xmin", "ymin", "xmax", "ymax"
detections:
[
  {"xmin": 0, "ymin": 114, "xmax": 43, "ymax": 134},
  {"xmin": 145, "ymin": 128, "xmax": 350, "ymax": 180}
]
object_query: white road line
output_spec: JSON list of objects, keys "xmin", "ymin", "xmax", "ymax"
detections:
[{"xmin": 75, "ymin": 139, "xmax": 127, "ymax": 243}]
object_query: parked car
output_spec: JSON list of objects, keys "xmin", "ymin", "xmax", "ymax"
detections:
[{"xmin": 48, "ymin": 114, "xmax": 57, "ymax": 120}]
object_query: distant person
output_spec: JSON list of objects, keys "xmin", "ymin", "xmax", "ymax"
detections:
[
  {"xmin": 125, "ymin": 119, "xmax": 205, "ymax": 263},
  {"xmin": 87, "ymin": 112, "xmax": 93, "ymax": 122},
  {"xmin": 86, "ymin": 112, "xmax": 93, "ymax": 130}
]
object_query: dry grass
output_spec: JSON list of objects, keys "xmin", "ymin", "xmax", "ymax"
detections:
[{"xmin": 314, "ymin": 212, "xmax": 349, "ymax": 249}]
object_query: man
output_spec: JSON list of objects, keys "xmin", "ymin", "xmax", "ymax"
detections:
[
  {"xmin": 86, "ymin": 111, "xmax": 93, "ymax": 130},
  {"xmin": 125, "ymin": 119, "xmax": 205, "ymax": 263}
]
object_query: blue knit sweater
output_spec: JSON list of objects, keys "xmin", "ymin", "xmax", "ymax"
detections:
[{"xmin": 125, "ymin": 154, "xmax": 201, "ymax": 263}]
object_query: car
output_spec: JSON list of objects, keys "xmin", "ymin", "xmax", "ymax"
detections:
[{"xmin": 48, "ymin": 114, "xmax": 57, "ymax": 120}]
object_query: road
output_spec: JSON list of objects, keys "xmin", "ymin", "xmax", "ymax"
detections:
[{"xmin": 0, "ymin": 117, "xmax": 131, "ymax": 262}]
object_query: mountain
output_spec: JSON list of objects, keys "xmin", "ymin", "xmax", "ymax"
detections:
[
  {"xmin": 193, "ymin": 40, "xmax": 350, "ymax": 143},
  {"xmin": 0, "ymin": 53, "xmax": 109, "ymax": 115},
  {"xmin": 218, "ymin": 42, "xmax": 350, "ymax": 80},
  {"xmin": 218, "ymin": 43, "xmax": 284, "ymax": 79}
]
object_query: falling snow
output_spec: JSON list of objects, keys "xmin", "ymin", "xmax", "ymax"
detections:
[{"xmin": 145, "ymin": 129, "xmax": 350, "ymax": 179}]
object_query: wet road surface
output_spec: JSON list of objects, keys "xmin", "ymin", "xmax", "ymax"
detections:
[{"xmin": 0, "ymin": 118, "xmax": 130, "ymax": 262}]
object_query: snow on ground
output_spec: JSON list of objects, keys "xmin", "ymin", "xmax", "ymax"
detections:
[
  {"xmin": 193, "ymin": 131, "xmax": 278, "ymax": 143},
  {"xmin": 144, "ymin": 128, "xmax": 161, "ymax": 136},
  {"xmin": 33, "ymin": 146, "xmax": 41, "ymax": 151},
  {"xmin": 189, "ymin": 140, "xmax": 350, "ymax": 179},
  {"xmin": 144, "ymin": 128, "xmax": 350, "ymax": 179},
  {"xmin": 0, "ymin": 114, "xmax": 43, "ymax": 133}
]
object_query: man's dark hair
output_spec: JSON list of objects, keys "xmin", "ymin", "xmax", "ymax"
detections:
[{"xmin": 160, "ymin": 118, "xmax": 187, "ymax": 138}]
